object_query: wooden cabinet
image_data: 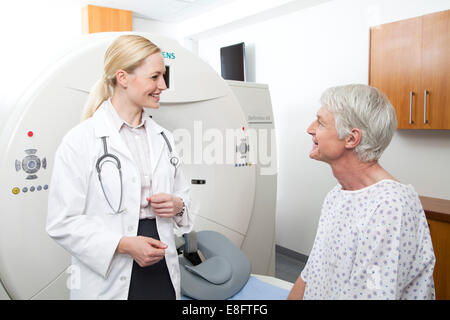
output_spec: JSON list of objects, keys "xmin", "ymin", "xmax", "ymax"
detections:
[
  {"xmin": 419, "ymin": 196, "xmax": 450, "ymax": 300},
  {"xmin": 369, "ymin": 10, "xmax": 450, "ymax": 129},
  {"xmin": 82, "ymin": 5, "xmax": 132, "ymax": 34}
]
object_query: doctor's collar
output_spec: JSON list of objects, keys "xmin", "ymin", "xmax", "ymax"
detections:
[{"xmin": 105, "ymin": 99, "xmax": 149, "ymax": 132}]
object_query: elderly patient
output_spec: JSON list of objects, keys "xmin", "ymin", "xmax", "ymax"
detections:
[{"xmin": 288, "ymin": 84, "xmax": 435, "ymax": 300}]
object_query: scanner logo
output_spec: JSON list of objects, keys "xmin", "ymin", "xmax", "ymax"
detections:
[{"xmin": 162, "ymin": 51, "xmax": 176, "ymax": 59}]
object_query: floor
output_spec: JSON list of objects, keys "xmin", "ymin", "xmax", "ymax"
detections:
[{"xmin": 274, "ymin": 246, "xmax": 307, "ymax": 284}]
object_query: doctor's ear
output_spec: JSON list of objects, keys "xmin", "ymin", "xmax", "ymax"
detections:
[
  {"xmin": 115, "ymin": 69, "xmax": 128, "ymax": 88},
  {"xmin": 344, "ymin": 128, "xmax": 362, "ymax": 149}
]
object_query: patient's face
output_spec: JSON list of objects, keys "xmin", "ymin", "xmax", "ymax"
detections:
[{"xmin": 306, "ymin": 106, "xmax": 346, "ymax": 163}]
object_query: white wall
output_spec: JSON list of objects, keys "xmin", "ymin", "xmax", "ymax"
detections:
[
  {"xmin": 194, "ymin": 0, "xmax": 450, "ymax": 256},
  {"xmin": 133, "ymin": 17, "xmax": 200, "ymax": 54},
  {"xmin": 133, "ymin": 16, "xmax": 180, "ymax": 39},
  {"xmin": 0, "ymin": 0, "xmax": 82, "ymax": 98}
]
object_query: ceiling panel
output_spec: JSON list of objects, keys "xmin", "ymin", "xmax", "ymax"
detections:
[{"xmin": 81, "ymin": 0, "xmax": 237, "ymax": 22}]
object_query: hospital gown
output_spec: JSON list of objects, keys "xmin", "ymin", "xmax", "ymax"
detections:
[{"xmin": 300, "ymin": 179, "xmax": 435, "ymax": 300}]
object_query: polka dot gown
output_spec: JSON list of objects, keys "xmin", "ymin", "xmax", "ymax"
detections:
[{"xmin": 301, "ymin": 180, "xmax": 436, "ymax": 300}]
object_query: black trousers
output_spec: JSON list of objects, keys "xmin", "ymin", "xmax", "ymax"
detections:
[{"xmin": 127, "ymin": 218, "xmax": 176, "ymax": 300}]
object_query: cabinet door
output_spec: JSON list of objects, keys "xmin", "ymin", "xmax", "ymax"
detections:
[
  {"xmin": 421, "ymin": 10, "xmax": 450, "ymax": 129},
  {"xmin": 427, "ymin": 218, "xmax": 450, "ymax": 300},
  {"xmin": 369, "ymin": 17, "xmax": 422, "ymax": 129}
]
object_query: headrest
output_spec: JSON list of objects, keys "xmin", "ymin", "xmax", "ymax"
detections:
[
  {"xmin": 178, "ymin": 230, "xmax": 251, "ymax": 300},
  {"xmin": 184, "ymin": 256, "xmax": 232, "ymax": 285}
]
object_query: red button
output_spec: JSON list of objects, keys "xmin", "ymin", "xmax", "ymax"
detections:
[{"xmin": 27, "ymin": 131, "xmax": 33, "ymax": 137}]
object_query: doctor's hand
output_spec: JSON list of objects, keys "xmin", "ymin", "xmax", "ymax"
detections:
[
  {"xmin": 147, "ymin": 193, "xmax": 183, "ymax": 218},
  {"xmin": 117, "ymin": 236, "xmax": 167, "ymax": 267}
]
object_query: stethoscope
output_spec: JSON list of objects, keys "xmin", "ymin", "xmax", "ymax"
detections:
[{"xmin": 96, "ymin": 131, "xmax": 180, "ymax": 214}]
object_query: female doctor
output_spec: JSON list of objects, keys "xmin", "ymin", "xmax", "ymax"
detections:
[{"xmin": 46, "ymin": 35, "xmax": 193, "ymax": 300}]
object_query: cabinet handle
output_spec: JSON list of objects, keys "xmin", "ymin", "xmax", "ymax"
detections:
[
  {"xmin": 409, "ymin": 91, "xmax": 414, "ymax": 124},
  {"xmin": 424, "ymin": 90, "xmax": 428, "ymax": 124}
]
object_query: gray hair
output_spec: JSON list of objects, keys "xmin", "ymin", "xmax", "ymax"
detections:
[{"xmin": 320, "ymin": 84, "xmax": 397, "ymax": 162}]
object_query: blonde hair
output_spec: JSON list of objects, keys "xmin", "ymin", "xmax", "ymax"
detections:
[{"xmin": 82, "ymin": 34, "xmax": 161, "ymax": 120}]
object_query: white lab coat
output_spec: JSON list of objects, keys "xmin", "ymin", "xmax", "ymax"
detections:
[{"xmin": 46, "ymin": 101, "xmax": 194, "ymax": 300}]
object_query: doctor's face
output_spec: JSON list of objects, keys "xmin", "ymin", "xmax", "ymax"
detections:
[
  {"xmin": 126, "ymin": 52, "xmax": 167, "ymax": 109},
  {"xmin": 307, "ymin": 106, "xmax": 346, "ymax": 164}
]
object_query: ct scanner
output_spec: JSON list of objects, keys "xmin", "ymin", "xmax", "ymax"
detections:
[{"xmin": 0, "ymin": 32, "xmax": 289, "ymax": 300}]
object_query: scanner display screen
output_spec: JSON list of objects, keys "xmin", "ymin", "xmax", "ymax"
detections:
[{"xmin": 164, "ymin": 65, "xmax": 170, "ymax": 89}]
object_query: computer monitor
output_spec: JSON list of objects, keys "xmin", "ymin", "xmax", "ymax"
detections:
[{"xmin": 220, "ymin": 42, "xmax": 245, "ymax": 81}]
